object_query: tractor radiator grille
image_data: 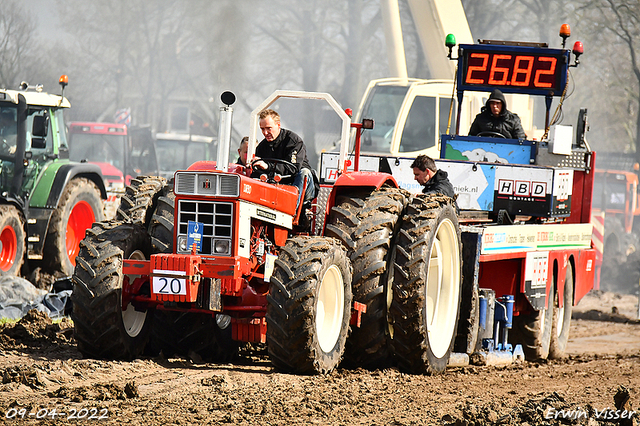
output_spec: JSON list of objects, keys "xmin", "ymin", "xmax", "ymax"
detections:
[
  {"xmin": 177, "ymin": 200, "xmax": 233, "ymax": 255},
  {"xmin": 175, "ymin": 172, "xmax": 239, "ymax": 197}
]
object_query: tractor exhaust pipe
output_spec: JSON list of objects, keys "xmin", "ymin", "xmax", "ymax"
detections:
[{"xmin": 217, "ymin": 91, "xmax": 236, "ymax": 172}]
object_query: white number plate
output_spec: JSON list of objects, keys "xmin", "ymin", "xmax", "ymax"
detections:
[{"xmin": 152, "ymin": 269, "xmax": 187, "ymax": 295}]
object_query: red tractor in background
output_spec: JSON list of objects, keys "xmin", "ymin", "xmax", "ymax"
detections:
[
  {"xmin": 68, "ymin": 122, "xmax": 160, "ymax": 220},
  {"xmin": 591, "ymin": 152, "xmax": 640, "ymax": 293}
]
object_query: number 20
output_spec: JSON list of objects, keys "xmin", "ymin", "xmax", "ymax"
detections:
[{"xmin": 158, "ymin": 277, "xmax": 182, "ymax": 294}]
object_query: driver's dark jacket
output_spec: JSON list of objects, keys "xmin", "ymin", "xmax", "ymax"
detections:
[
  {"xmin": 255, "ymin": 128, "xmax": 311, "ymax": 178},
  {"xmin": 468, "ymin": 90, "xmax": 526, "ymax": 139},
  {"xmin": 422, "ymin": 169, "xmax": 455, "ymax": 198}
]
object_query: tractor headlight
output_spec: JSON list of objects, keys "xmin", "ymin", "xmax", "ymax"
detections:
[
  {"xmin": 178, "ymin": 235, "xmax": 188, "ymax": 252},
  {"xmin": 213, "ymin": 239, "xmax": 230, "ymax": 255}
]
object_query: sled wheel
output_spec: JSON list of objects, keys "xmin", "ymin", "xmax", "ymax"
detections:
[
  {"xmin": 71, "ymin": 221, "xmax": 153, "ymax": 360},
  {"xmin": 0, "ymin": 205, "xmax": 25, "ymax": 276},
  {"xmin": 266, "ymin": 236, "xmax": 352, "ymax": 374},
  {"xmin": 325, "ymin": 187, "xmax": 405, "ymax": 369},
  {"xmin": 549, "ymin": 264, "xmax": 573, "ymax": 359},
  {"xmin": 512, "ymin": 284, "xmax": 554, "ymax": 361},
  {"xmin": 390, "ymin": 194, "xmax": 462, "ymax": 374},
  {"xmin": 44, "ymin": 178, "xmax": 104, "ymax": 275}
]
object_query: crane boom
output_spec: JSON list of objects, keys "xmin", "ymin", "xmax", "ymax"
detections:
[{"xmin": 406, "ymin": 0, "xmax": 473, "ymax": 79}]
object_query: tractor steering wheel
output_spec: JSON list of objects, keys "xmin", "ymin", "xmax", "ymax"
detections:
[
  {"xmin": 477, "ymin": 131, "xmax": 507, "ymax": 139},
  {"xmin": 251, "ymin": 158, "xmax": 296, "ymax": 183}
]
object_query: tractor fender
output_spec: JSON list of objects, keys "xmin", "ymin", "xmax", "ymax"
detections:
[
  {"xmin": 323, "ymin": 171, "xmax": 399, "ymax": 227},
  {"xmin": 31, "ymin": 163, "xmax": 107, "ymax": 209},
  {"xmin": 332, "ymin": 171, "xmax": 398, "ymax": 192}
]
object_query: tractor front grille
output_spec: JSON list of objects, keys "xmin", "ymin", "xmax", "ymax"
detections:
[
  {"xmin": 177, "ymin": 200, "xmax": 233, "ymax": 255},
  {"xmin": 175, "ymin": 172, "xmax": 239, "ymax": 197}
]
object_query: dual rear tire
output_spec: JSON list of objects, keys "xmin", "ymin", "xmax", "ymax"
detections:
[{"xmin": 390, "ymin": 195, "xmax": 462, "ymax": 374}]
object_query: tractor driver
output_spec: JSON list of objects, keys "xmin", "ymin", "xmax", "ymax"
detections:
[
  {"xmin": 469, "ymin": 89, "xmax": 526, "ymax": 139},
  {"xmin": 0, "ymin": 109, "xmax": 17, "ymax": 154},
  {"xmin": 252, "ymin": 109, "xmax": 318, "ymax": 213}
]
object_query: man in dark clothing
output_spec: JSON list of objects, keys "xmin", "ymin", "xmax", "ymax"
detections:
[
  {"xmin": 411, "ymin": 155, "xmax": 455, "ymax": 198},
  {"xmin": 253, "ymin": 109, "xmax": 317, "ymax": 210},
  {"xmin": 469, "ymin": 89, "xmax": 526, "ymax": 139},
  {"xmin": 236, "ymin": 136, "xmax": 248, "ymax": 166}
]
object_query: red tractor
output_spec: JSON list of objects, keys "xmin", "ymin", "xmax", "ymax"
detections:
[{"xmin": 71, "ymin": 90, "xmax": 462, "ymax": 374}]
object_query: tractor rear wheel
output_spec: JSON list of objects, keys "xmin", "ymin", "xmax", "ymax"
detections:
[
  {"xmin": 266, "ymin": 236, "xmax": 352, "ymax": 374},
  {"xmin": 549, "ymin": 265, "xmax": 574, "ymax": 359},
  {"xmin": 44, "ymin": 178, "xmax": 104, "ymax": 276},
  {"xmin": 325, "ymin": 187, "xmax": 405, "ymax": 369},
  {"xmin": 116, "ymin": 176, "xmax": 167, "ymax": 225},
  {"xmin": 0, "ymin": 205, "xmax": 25, "ymax": 276},
  {"xmin": 71, "ymin": 222, "xmax": 153, "ymax": 360},
  {"xmin": 511, "ymin": 285, "xmax": 554, "ymax": 361},
  {"xmin": 390, "ymin": 194, "xmax": 462, "ymax": 374}
]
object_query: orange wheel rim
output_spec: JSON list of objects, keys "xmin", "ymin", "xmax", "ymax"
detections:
[
  {"xmin": 66, "ymin": 201, "xmax": 96, "ymax": 266},
  {"xmin": 0, "ymin": 224, "xmax": 17, "ymax": 271}
]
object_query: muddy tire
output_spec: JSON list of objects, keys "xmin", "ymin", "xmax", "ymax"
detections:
[
  {"xmin": 512, "ymin": 286, "xmax": 554, "ymax": 361},
  {"xmin": 116, "ymin": 176, "xmax": 167, "ymax": 225},
  {"xmin": 325, "ymin": 187, "xmax": 405, "ymax": 369},
  {"xmin": 266, "ymin": 236, "xmax": 352, "ymax": 374},
  {"xmin": 0, "ymin": 205, "xmax": 25, "ymax": 276},
  {"xmin": 549, "ymin": 265, "xmax": 573, "ymax": 359},
  {"xmin": 71, "ymin": 221, "xmax": 153, "ymax": 360},
  {"xmin": 390, "ymin": 194, "xmax": 462, "ymax": 374},
  {"xmin": 43, "ymin": 178, "xmax": 104, "ymax": 276},
  {"xmin": 148, "ymin": 188, "xmax": 175, "ymax": 253}
]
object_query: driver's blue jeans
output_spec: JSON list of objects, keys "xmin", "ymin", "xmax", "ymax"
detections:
[{"xmin": 293, "ymin": 168, "xmax": 315, "ymax": 211}]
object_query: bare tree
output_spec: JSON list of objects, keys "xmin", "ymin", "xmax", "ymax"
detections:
[
  {"xmin": 0, "ymin": 0, "xmax": 40, "ymax": 89},
  {"xmin": 57, "ymin": 0, "xmax": 213, "ymax": 131},
  {"xmin": 574, "ymin": 0, "xmax": 640, "ymax": 155}
]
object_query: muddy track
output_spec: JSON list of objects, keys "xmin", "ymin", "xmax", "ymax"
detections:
[{"xmin": 0, "ymin": 293, "xmax": 638, "ymax": 425}]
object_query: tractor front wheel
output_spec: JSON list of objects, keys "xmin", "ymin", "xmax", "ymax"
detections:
[
  {"xmin": 71, "ymin": 222, "xmax": 153, "ymax": 360},
  {"xmin": 266, "ymin": 236, "xmax": 352, "ymax": 374},
  {"xmin": 0, "ymin": 205, "xmax": 25, "ymax": 276}
]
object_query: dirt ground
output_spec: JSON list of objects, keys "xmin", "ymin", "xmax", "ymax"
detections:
[{"xmin": 0, "ymin": 292, "xmax": 638, "ymax": 425}]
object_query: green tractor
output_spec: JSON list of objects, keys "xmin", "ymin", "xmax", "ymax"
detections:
[{"xmin": 0, "ymin": 76, "xmax": 106, "ymax": 277}]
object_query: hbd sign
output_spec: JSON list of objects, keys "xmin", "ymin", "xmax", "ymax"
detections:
[{"xmin": 498, "ymin": 179, "xmax": 547, "ymax": 198}]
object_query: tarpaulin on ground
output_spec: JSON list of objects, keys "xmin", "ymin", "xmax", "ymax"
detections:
[{"xmin": 0, "ymin": 276, "xmax": 71, "ymax": 320}]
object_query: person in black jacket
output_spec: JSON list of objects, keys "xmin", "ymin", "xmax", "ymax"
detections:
[
  {"xmin": 411, "ymin": 155, "xmax": 455, "ymax": 198},
  {"xmin": 253, "ymin": 109, "xmax": 317, "ymax": 211},
  {"xmin": 469, "ymin": 89, "xmax": 526, "ymax": 139},
  {"xmin": 236, "ymin": 136, "xmax": 248, "ymax": 166}
]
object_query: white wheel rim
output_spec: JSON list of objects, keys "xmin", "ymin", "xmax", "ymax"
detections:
[
  {"xmin": 316, "ymin": 264, "xmax": 345, "ymax": 353},
  {"xmin": 122, "ymin": 249, "xmax": 147, "ymax": 338},
  {"xmin": 426, "ymin": 218, "xmax": 461, "ymax": 359},
  {"xmin": 556, "ymin": 288, "xmax": 565, "ymax": 338}
]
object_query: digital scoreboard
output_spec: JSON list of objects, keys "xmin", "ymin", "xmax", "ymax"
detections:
[{"xmin": 457, "ymin": 43, "xmax": 570, "ymax": 96}]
